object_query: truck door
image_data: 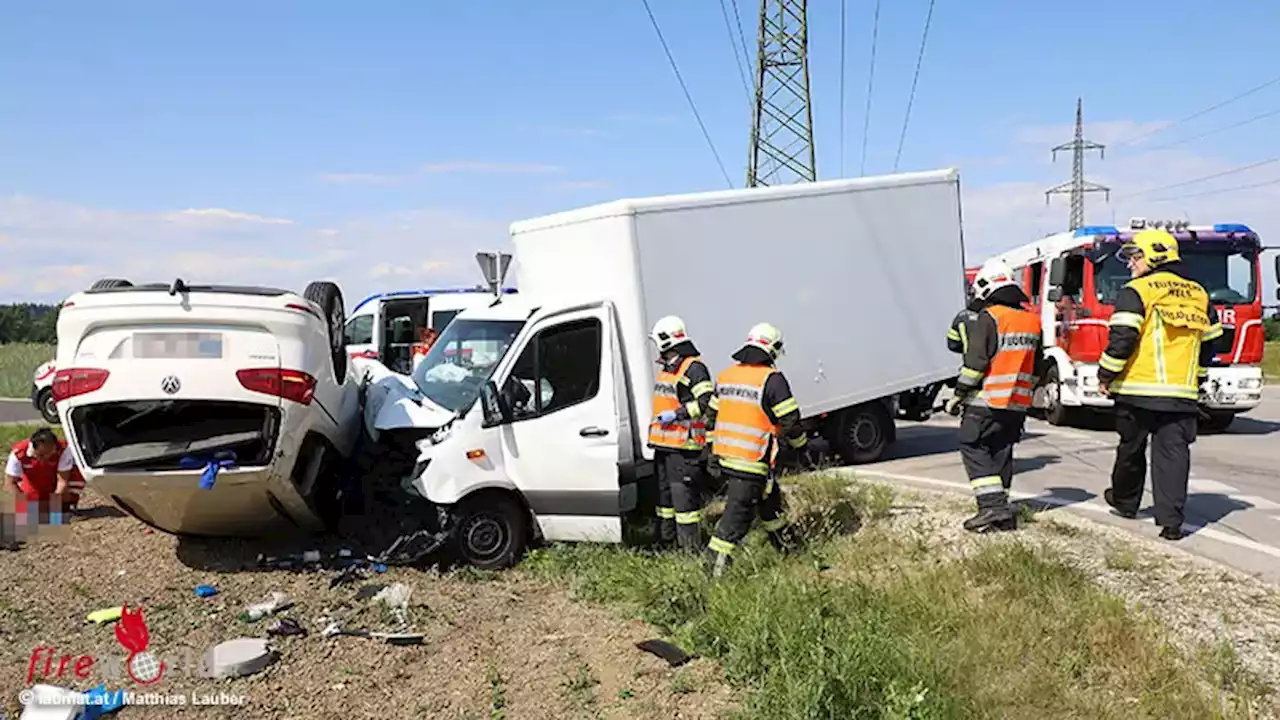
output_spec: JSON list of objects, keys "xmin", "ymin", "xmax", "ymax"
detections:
[{"xmin": 495, "ymin": 305, "xmax": 621, "ymax": 543}]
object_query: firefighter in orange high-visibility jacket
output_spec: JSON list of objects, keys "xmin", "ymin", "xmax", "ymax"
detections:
[
  {"xmin": 946, "ymin": 259, "xmax": 1045, "ymax": 532},
  {"xmin": 647, "ymin": 316, "xmax": 717, "ymax": 552},
  {"xmin": 703, "ymin": 322, "xmax": 816, "ymax": 577}
]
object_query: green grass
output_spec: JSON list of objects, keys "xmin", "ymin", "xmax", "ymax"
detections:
[
  {"xmin": 0, "ymin": 343, "xmax": 54, "ymax": 399},
  {"xmin": 0, "ymin": 423, "xmax": 62, "ymax": 446},
  {"xmin": 1264, "ymin": 342, "xmax": 1280, "ymax": 381},
  {"xmin": 524, "ymin": 472, "xmax": 1274, "ymax": 720}
]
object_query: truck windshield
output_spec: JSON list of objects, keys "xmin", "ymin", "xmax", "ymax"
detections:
[
  {"xmin": 411, "ymin": 319, "xmax": 526, "ymax": 413},
  {"xmin": 1093, "ymin": 245, "xmax": 1259, "ymax": 306}
]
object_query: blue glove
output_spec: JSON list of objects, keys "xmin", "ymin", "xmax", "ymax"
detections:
[{"xmin": 657, "ymin": 410, "xmax": 678, "ymax": 425}]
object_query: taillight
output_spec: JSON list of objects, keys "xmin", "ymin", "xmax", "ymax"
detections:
[
  {"xmin": 285, "ymin": 302, "xmax": 321, "ymax": 320},
  {"xmin": 236, "ymin": 368, "xmax": 316, "ymax": 405},
  {"xmin": 51, "ymin": 368, "xmax": 110, "ymax": 402}
]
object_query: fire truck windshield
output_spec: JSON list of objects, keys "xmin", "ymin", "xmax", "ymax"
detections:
[{"xmin": 1093, "ymin": 242, "xmax": 1259, "ymax": 306}]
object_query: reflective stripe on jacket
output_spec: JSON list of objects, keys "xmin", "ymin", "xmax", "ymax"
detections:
[
  {"xmin": 710, "ymin": 364, "xmax": 778, "ymax": 476},
  {"xmin": 648, "ymin": 356, "xmax": 709, "ymax": 450},
  {"xmin": 969, "ymin": 305, "xmax": 1040, "ymax": 411},
  {"xmin": 1102, "ymin": 271, "xmax": 1211, "ymax": 401}
]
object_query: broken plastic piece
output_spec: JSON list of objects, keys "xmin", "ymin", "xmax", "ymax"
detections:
[
  {"xmin": 86, "ymin": 606, "xmax": 123, "ymax": 625},
  {"xmin": 179, "ymin": 451, "xmax": 238, "ymax": 490},
  {"xmin": 238, "ymin": 591, "xmax": 291, "ymax": 622},
  {"xmin": 635, "ymin": 639, "xmax": 694, "ymax": 667},
  {"xmin": 197, "ymin": 637, "xmax": 277, "ymax": 679},
  {"xmin": 194, "ymin": 584, "xmax": 217, "ymax": 598},
  {"xmin": 320, "ymin": 620, "xmax": 424, "ymax": 645},
  {"xmin": 266, "ymin": 617, "xmax": 307, "ymax": 637},
  {"xmin": 18, "ymin": 684, "xmax": 84, "ymax": 720},
  {"xmin": 375, "ymin": 528, "xmax": 450, "ymax": 566}
]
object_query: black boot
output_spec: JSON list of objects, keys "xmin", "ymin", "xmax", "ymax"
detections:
[
  {"xmin": 963, "ymin": 505, "xmax": 1015, "ymax": 533},
  {"xmin": 1159, "ymin": 525, "xmax": 1185, "ymax": 541},
  {"xmin": 656, "ymin": 518, "xmax": 676, "ymax": 549},
  {"xmin": 1104, "ymin": 489, "xmax": 1137, "ymax": 519}
]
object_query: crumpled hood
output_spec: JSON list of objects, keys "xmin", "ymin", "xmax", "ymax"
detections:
[{"xmin": 355, "ymin": 357, "xmax": 454, "ymax": 437}]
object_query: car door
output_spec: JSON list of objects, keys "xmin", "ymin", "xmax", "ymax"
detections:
[{"xmin": 495, "ymin": 305, "xmax": 621, "ymax": 542}]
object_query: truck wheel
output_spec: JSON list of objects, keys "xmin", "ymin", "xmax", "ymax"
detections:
[
  {"xmin": 830, "ymin": 402, "xmax": 894, "ymax": 465},
  {"xmin": 90, "ymin": 278, "xmax": 132, "ymax": 290},
  {"xmin": 452, "ymin": 492, "xmax": 528, "ymax": 570},
  {"xmin": 304, "ymin": 281, "xmax": 348, "ymax": 384},
  {"xmin": 1200, "ymin": 411, "xmax": 1235, "ymax": 433},
  {"xmin": 1041, "ymin": 366, "xmax": 1076, "ymax": 427},
  {"xmin": 36, "ymin": 388, "xmax": 59, "ymax": 424}
]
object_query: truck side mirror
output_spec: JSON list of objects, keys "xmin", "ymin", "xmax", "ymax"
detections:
[
  {"xmin": 1274, "ymin": 254, "xmax": 1280, "ymax": 285},
  {"xmin": 480, "ymin": 380, "xmax": 512, "ymax": 427},
  {"xmin": 1048, "ymin": 258, "xmax": 1066, "ymax": 286},
  {"xmin": 1046, "ymin": 288, "xmax": 1063, "ymax": 302}
]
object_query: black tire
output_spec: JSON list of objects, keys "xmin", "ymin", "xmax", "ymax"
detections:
[
  {"xmin": 451, "ymin": 491, "xmax": 528, "ymax": 570},
  {"xmin": 303, "ymin": 281, "xmax": 347, "ymax": 384},
  {"xmin": 36, "ymin": 388, "xmax": 58, "ymax": 424},
  {"xmin": 1041, "ymin": 365, "xmax": 1076, "ymax": 427},
  {"xmin": 828, "ymin": 401, "xmax": 894, "ymax": 465},
  {"xmin": 89, "ymin": 278, "xmax": 132, "ymax": 290}
]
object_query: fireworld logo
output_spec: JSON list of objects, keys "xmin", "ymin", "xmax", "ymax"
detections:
[{"xmin": 27, "ymin": 605, "xmax": 167, "ymax": 685}]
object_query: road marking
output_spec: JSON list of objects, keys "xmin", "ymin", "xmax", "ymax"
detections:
[
  {"xmin": 855, "ymin": 469, "xmax": 1280, "ymax": 563},
  {"xmin": 1188, "ymin": 479, "xmax": 1240, "ymax": 494},
  {"xmin": 1237, "ymin": 495, "xmax": 1280, "ymax": 512}
]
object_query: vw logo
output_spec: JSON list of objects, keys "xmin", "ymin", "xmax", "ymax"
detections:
[{"xmin": 160, "ymin": 375, "xmax": 181, "ymax": 394}]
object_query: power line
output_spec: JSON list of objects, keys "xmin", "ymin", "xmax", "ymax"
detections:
[
  {"xmin": 1137, "ymin": 106, "xmax": 1280, "ymax": 154},
  {"xmin": 1148, "ymin": 176, "xmax": 1280, "ymax": 203},
  {"xmin": 892, "ymin": 0, "xmax": 937, "ymax": 173},
  {"xmin": 1113, "ymin": 156, "xmax": 1280, "ymax": 200},
  {"xmin": 839, "ymin": 0, "xmax": 847, "ymax": 176},
  {"xmin": 1113, "ymin": 72, "xmax": 1280, "ymax": 149},
  {"xmin": 727, "ymin": 0, "xmax": 753, "ymax": 85},
  {"xmin": 639, "ymin": 0, "xmax": 733, "ymax": 188},
  {"xmin": 718, "ymin": 0, "xmax": 753, "ymax": 106},
  {"xmin": 859, "ymin": 0, "xmax": 882, "ymax": 176}
]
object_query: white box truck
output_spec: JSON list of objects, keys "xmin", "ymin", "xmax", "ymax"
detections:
[{"xmin": 365, "ymin": 169, "xmax": 968, "ymax": 568}]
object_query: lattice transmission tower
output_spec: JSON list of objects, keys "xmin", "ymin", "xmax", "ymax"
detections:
[
  {"xmin": 746, "ymin": 0, "xmax": 816, "ymax": 187},
  {"xmin": 1045, "ymin": 97, "xmax": 1110, "ymax": 230}
]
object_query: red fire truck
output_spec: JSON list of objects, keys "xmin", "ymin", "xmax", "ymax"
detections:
[{"xmin": 980, "ymin": 217, "xmax": 1266, "ymax": 430}]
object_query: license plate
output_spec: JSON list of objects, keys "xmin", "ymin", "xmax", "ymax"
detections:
[{"xmin": 131, "ymin": 332, "xmax": 223, "ymax": 359}]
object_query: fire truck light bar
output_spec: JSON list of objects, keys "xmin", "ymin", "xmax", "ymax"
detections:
[{"xmin": 1073, "ymin": 225, "xmax": 1119, "ymax": 237}]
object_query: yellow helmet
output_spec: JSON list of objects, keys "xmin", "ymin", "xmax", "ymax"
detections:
[{"xmin": 1120, "ymin": 228, "xmax": 1180, "ymax": 267}]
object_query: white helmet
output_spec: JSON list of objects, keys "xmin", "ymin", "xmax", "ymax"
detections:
[
  {"xmin": 971, "ymin": 259, "xmax": 1019, "ymax": 301},
  {"xmin": 649, "ymin": 315, "xmax": 690, "ymax": 353},
  {"xmin": 743, "ymin": 322, "xmax": 785, "ymax": 360}
]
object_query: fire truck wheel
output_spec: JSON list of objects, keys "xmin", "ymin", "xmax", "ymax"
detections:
[{"xmin": 1041, "ymin": 366, "xmax": 1077, "ymax": 427}]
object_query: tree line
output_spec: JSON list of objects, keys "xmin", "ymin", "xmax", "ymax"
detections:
[
  {"xmin": 0, "ymin": 304, "xmax": 58, "ymax": 345},
  {"xmin": 0, "ymin": 303, "xmax": 1276, "ymax": 345}
]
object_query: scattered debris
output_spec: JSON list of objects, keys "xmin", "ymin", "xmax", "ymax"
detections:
[
  {"xmin": 320, "ymin": 620, "xmax": 425, "ymax": 646},
  {"xmin": 238, "ymin": 591, "xmax": 292, "ymax": 622},
  {"xmin": 266, "ymin": 617, "xmax": 307, "ymax": 637},
  {"xmin": 198, "ymin": 638, "xmax": 278, "ymax": 679},
  {"xmin": 355, "ymin": 582, "xmax": 389, "ymax": 600},
  {"xmin": 328, "ymin": 564, "xmax": 366, "ymax": 589},
  {"xmin": 635, "ymin": 639, "xmax": 695, "ymax": 667},
  {"xmin": 19, "ymin": 684, "xmax": 84, "ymax": 720},
  {"xmin": 85, "ymin": 606, "xmax": 123, "ymax": 625},
  {"xmin": 374, "ymin": 527, "xmax": 451, "ymax": 566},
  {"xmin": 80, "ymin": 685, "xmax": 126, "ymax": 719},
  {"xmin": 194, "ymin": 584, "xmax": 217, "ymax": 598},
  {"xmin": 373, "ymin": 583, "xmax": 411, "ymax": 626}
]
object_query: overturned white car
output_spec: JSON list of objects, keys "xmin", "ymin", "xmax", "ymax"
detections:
[{"xmin": 53, "ymin": 277, "xmax": 361, "ymax": 536}]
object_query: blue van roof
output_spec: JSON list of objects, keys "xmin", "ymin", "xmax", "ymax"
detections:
[{"xmin": 351, "ymin": 287, "xmax": 517, "ymax": 313}]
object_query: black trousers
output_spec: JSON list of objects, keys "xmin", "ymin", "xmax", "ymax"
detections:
[
  {"xmin": 1109, "ymin": 402, "xmax": 1197, "ymax": 529},
  {"xmin": 957, "ymin": 406, "xmax": 1026, "ymax": 510},
  {"xmin": 707, "ymin": 470, "xmax": 786, "ymax": 557},
  {"xmin": 655, "ymin": 450, "xmax": 708, "ymax": 550}
]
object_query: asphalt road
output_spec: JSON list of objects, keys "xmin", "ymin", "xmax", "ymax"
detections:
[
  {"xmin": 859, "ymin": 387, "xmax": 1280, "ymax": 583},
  {"xmin": 0, "ymin": 398, "xmax": 41, "ymax": 425}
]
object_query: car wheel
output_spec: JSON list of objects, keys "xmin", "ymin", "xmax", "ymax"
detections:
[
  {"xmin": 451, "ymin": 492, "xmax": 528, "ymax": 570},
  {"xmin": 304, "ymin": 281, "xmax": 348, "ymax": 385},
  {"xmin": 37, "ymin": 388, "xmax": 58, "ymax": 424},
  {"xmin": 829, "ymin": 401, "xmax": 894, "ymax": 465},
  {"xmin": 89, "ymin": 278, "xmax": 132, "ymax": 291}
]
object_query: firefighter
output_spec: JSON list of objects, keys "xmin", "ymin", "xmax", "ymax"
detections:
[
  {"xmin": 1097, "ymin": 228, "xmax": 1221, "ymax": 541},
  {"xmin": 946, "ymin": 279, "xmax": 986, "ymax": 355},
  {"xmin": 946, "ymin": 259, "xmax": 1044, "ymax": 532},
  {"xmin": 704, "ymin": 322, "xmax": 814, "ymax": 577},
  {"xmin": 647, "ymin": 316, "xmax": 716, "ymax": 552}
]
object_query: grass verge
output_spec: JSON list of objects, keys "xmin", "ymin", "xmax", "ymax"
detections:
[
  {"xmin": 0, "ymin": 343, "xmax": 54, "ymax": 398},
  {"xmin": 1264, "ymin": 341, "xmax": 1279, "ymax": 382},
  {"xmin": 524, "ymin": 472, "xmax": 1272, "ymax": 719},
  {"xmin": 0, "ymin": 423, "xmax": 61, "ymax": 447}
]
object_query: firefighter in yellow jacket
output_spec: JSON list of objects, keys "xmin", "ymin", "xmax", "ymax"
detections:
[
  {"xmin": 704, "ymin": 322, "xmax": 815, "ymax": 577},
  {"xmin": 647, "ymin": 316, "xmax": 716, "ymax": 552},
  {"xmin": 1097, "ymin": 228, "xmax": 1221, "ymax": 541},
  {"xmin": 948, "ymin": 259, "xmax": 1045, "ymax": 532}
]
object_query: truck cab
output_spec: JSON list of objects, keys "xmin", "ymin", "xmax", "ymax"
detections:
[
  {"xmin": 993, "ymin": 218, "xmax": 1265, "ymax": 429},
  {"xmin": 343, "ymin": 287, "xmax": 516, "ymax": 374}
]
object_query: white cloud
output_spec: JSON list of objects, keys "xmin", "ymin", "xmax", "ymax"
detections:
[{"xmin": 0, "ymin": 196, "xmax": 511, "ymax": 305}]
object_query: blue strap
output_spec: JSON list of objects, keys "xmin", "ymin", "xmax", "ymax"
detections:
[{"xmin": 179, "ymin": 451, "xmax": 238, "ymax": 490}]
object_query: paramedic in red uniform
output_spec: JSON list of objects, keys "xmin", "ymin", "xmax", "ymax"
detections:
[{"xmin": 4, "ymin": 427, "xmax": 84, "ymax": 516}]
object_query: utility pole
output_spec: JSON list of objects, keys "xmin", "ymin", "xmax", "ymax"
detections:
[
  {"xmin": 746, "ymin": 0, "xmax": 816, "ymax": 187},
  {"xmin": 1045, "ymin": 97, "xmax": 1109, "ymax": 230}
]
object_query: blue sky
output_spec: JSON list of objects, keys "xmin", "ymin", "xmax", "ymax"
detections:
[{"xmin": 3, "ymin": 0, "xmax": 1280, "ymax": 304}]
